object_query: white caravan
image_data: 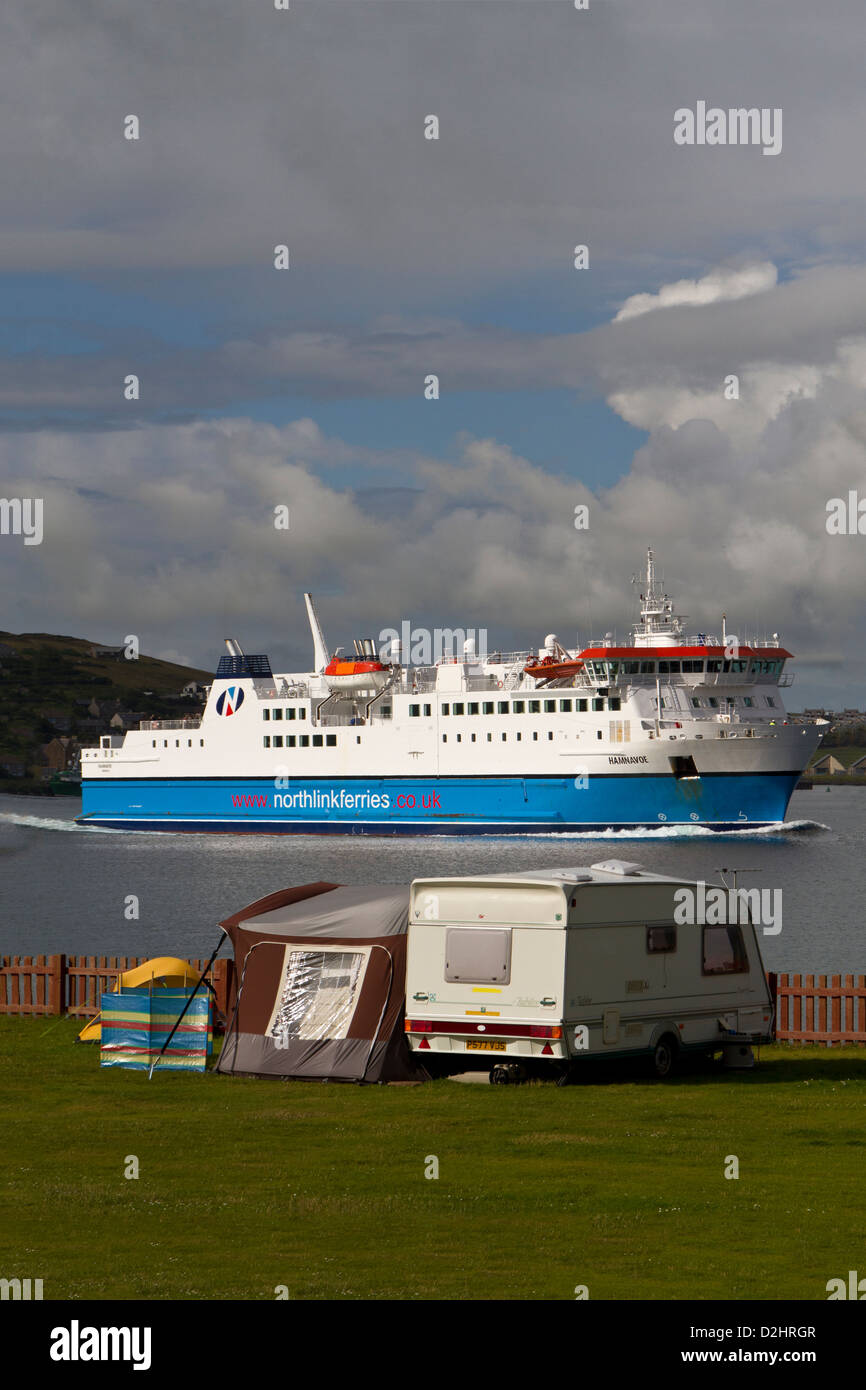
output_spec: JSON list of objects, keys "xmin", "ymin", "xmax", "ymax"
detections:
[{"xmin": 405, "ymin": 860, "xmax": 774, "ymax": 1082}]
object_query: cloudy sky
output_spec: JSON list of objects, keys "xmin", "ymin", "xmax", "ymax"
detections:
[{"xmin": 3, "ymin": 0, "xmax": 866, "ymax": 705}]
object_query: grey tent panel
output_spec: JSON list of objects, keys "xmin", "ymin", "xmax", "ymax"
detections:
[{"xmin": 243, "ymin": 885, "xmax": 410, "ymax": 938}]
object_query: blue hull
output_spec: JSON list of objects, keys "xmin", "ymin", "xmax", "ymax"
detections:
[{"xmin": 77, "ymin": 771, "xmax": 802, "ymax": 834}]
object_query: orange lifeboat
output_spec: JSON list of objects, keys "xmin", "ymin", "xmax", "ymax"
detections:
[
  {"xmin": 524, "ymin": 653, "xmax": 585, "ymax": 684},
  {"xmin": 324, "ymin": 641, "xmax": 393, "ymax": 692}
]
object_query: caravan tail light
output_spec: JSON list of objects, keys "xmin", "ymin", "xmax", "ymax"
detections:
[{"xmin": 404, "ymin": 1020, "xmax": 561, "ymax": 1040}]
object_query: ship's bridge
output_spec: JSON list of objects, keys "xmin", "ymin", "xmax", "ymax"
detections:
[{"xmin": 577, "ymin": 643, "xmax": 793, "ymax": 690}]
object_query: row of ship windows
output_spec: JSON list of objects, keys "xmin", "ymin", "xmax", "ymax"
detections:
[
  {"xmin": 264, "ymin": 735, "xmax": 337, "ymax": 748},
  {"xmin": 262, "ymin": 730, "xmax": 604, "ymax": 749},
  {"xmin": 588, "ymin": 658, "xmax": 782, "ymax": 676},
  {"xmin": 263, "ymin": 708, "xmax": 308, "ymax": 721},
  {"xmin": 684, "ymin": 695, "xmax": 776, "ymax": 709},
  {"xmin": 152, "ymin": 740, "xmax": 205, "ymax": 748},
  {"xmin": 427, "ymin": 698, "xmax": 620, "ymax": 715}
]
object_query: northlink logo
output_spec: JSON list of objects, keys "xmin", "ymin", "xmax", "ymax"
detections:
[{"xmin": 216, "ymin": 685, "xmax": 245, "ymax": 716}]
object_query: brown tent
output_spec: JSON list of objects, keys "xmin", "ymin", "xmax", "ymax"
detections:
[{"xmin": 216, "ymin": 882, "xmax": 428, "ymax": 1083}]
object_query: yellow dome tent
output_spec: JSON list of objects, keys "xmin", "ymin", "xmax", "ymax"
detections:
[{"xmin": 77, "ymin": 957, "xmax": 202, "ymax": 1042}]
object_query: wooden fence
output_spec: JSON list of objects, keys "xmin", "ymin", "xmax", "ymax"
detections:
[
  {"xmin": 0, "ymin": 955, "xmax": 234, "ymax": 1025},
  {"xmin": 1, "ymin": 959, "xmax": 865, "ymax": 1046},
  {"xmin": 771, "ymin": 973, "xmax": 866, "ymax": 1045}
]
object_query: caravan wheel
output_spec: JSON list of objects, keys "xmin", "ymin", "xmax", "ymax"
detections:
[{"xmin": 651, "ymin": 1035, "xmax": 678, "ymax": 1080}]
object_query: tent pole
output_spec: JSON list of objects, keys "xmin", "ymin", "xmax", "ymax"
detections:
[{"xmin": 147, "ymin": 930, "xmax": 226, "ymax": 1080}]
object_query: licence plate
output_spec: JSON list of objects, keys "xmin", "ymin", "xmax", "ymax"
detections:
[{"xmin": 465, "ymin": 1039, "xmax": 506, "ymax": 1052}]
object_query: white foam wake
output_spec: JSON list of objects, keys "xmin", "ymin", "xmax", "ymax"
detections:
[
  {"xmin": 0, "ymin": 812, "xmax": 122, "ymax": 833},
  {"xmin": 519, "ymin": 818, "xmax": 829, "ymax": 840}
]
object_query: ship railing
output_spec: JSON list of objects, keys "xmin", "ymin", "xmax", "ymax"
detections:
[
  {"xmin": 138, "ymin": 718, "xmax": 202, "ymax": 731},
  {"xmin": 252, "ymin": 682, "xmax": 311, "ymax": 700}
]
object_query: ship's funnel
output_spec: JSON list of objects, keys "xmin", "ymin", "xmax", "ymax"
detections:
[{"xmin": 224, "ymin": 638, "xmax": 244, "ymax": 658}]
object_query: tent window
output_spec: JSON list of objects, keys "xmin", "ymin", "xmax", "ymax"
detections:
[{"xmin": 269, "ymin": 948, "xmax": 367, "ymax": 1042}]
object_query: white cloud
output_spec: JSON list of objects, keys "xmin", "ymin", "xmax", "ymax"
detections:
[{"xmin": 614, "ymin": 263, "xmax": 778, "ymax": 323}]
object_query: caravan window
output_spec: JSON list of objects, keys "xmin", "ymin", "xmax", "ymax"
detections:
[
  {"xmin": 702, "ymin": 925, "xmax": 749, "ymax": 975},
  {"xmin": 646, "ymin": 925, "xmax": 676, "ymax": 954},
  {"xmin": 444, "ymin": 928, "xmax": 511, "ymax": 984}
]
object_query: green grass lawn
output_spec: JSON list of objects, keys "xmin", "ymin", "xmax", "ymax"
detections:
[{"xmin": 1, "ymin": 1017, "xmax": 864, "ymax": 1301}]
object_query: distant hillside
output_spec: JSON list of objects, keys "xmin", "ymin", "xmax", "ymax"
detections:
[{"xmin": 0, "ymin": 632, "xmax": 212, "ymax": 791}]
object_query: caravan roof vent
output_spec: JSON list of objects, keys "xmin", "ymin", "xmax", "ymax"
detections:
[
  {"xmin": 590, "ymin": 859, "xmax": 644, "ymax": 877},
  {"xmin": 552, "ymin": 870, "xmax": 593, "ymax": 882}
]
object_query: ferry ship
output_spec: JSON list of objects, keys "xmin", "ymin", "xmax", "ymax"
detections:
[{"xmin": 78, "ymin": 551, "xmax": 824, "ymax": 834}]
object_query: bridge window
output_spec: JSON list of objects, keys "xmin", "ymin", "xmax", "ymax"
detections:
[
  {"xmin": 658, "ymin": 661, "xmax": 680, "ymax": 674},
  {"xmin": 622, "ymin": 660, "xmax": 640, "ymax": 675},
  {"xmin": 640, "ymin": 661, "xmax": 655, "ymax": 674},
  {"xmin": 744, "ymin": 696, "xmax": 754, "ymax": 707},
  {"xmin": 708, "ymin": 697, "xmax": 719, "ymax": 708},
  {"xmin": 766, "ymin": 696, "xmax": 776, "ymax": 707},
  {"xmin": 707, "ymin": 660, "xmax": 721, "ymax": 672},
  {"xmin": 681, "ymin": 660, "xmax": 704, "ymax": 673}
]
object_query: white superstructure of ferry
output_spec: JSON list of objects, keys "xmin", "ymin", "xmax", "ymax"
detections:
[{"xmin": 78, "ymin": 550, "xmax": 824, "ymax": 834}]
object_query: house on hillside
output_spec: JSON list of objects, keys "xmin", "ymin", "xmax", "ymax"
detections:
[
  {"xmin": 40, "ymin": 738, "xmax": 75, "ymax": 773},
  {"xmin": 812, "ymin": 750, "xmax": 866, "ymax": 775}
]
